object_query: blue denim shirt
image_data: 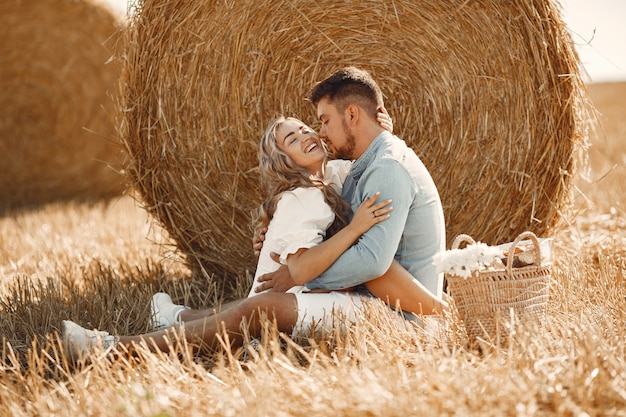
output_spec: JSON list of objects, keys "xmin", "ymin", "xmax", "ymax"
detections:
[{"xmin": 306, "ymin": 131, "xmax": 446, "ymax": 298}]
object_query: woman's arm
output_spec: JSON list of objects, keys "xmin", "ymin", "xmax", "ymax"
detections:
[
  {"xmin": 365, "ymin": 260, "xmax": 448, "ymax": 315},
  {"xmin": 284, "ymin": 192, "xmax": 392, "ymax": 285}
]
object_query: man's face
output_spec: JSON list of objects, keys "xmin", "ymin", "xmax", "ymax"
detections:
[{"xmin": 317, "ymin": 97, "xmax": 356, "ymax": 160}]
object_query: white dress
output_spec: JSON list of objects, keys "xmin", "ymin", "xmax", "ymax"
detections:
[{"xmin": 247, "ymin": 160, "xmax": 352, "ymax": 297}]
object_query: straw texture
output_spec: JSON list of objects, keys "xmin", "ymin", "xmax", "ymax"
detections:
[
  {"xmin": 446, "ymin": 232, "xmax": 551, "ymax": 345},
  {"xmin": 119, "ymin": 0, "xmax": 592, "ymax": 283},
  {"xmin": 0, "ymin": 0, "xmax": 126, "ymax": 208}
]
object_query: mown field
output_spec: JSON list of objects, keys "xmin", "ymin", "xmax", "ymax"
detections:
[{"xmin": 0, "ymin": 82, "xmax": 624, "ymax": 416}]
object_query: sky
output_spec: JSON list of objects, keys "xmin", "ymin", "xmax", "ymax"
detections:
[
  {"xmin": 561, "ymin": 0, "xmax": 626, "ymax": 83},
  {"xmin": 103, "ymin": 0, "xmax": 626, "ymax": 83}
]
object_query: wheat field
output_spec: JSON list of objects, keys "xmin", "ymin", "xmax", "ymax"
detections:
[{"xmin": 0, "ymin": 82, "xmax": 624, "ymax": 416}]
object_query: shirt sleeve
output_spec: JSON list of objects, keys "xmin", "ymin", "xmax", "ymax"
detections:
[
  {"xmin": 306, "ymin": 159, "xmax": 415, "ymax": 290},
  {"xmin": 270, "ymin": 188, "xmax": 334, "ymax": 264}
]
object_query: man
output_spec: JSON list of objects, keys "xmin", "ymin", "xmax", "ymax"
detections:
[
  {"xmin": 61, "ymin": 67, "xmax": 446, "ymax": 356},
  {"xmin": 256, "ymin": 67, "xmax": 446, "ymax": 299}
]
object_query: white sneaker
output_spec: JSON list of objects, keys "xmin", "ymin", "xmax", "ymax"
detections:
[
  {"xmin": 241, "ymin": 337, "xmax": 262, "ymax": 361},
  {"xmin": 61, "ymin": 320, "xmax": 117, "ymax": 359},
  {"xmin": 149, "ymin": 293, "xmax": 190, "ymax": 330}
]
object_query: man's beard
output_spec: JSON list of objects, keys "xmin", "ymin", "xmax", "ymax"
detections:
[{"xmin": 334, "ymin": 118, "xmax": 356, "ymax": 160}]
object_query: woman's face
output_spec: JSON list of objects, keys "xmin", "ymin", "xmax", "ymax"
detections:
[{"xmin": 275, "ymin": 118, "xmax": 325, "ymax": 175}]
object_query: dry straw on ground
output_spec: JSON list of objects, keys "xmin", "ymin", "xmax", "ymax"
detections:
[
  {"xmin": 119, "ymin": 0, "xmax": 593, "ymax": 284},
  {"xmin": 0, "ymin": 81, "xmax": 622, "ymax": 417},
  {"xmin": 0, "ymin": 0, "xmax": 126, "ymax": 208}
]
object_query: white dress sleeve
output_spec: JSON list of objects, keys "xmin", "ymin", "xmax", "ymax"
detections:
[
  {"xmin": 270, "ymin": 187, "xmax": 335, "ymax": 264},
  {"xmin": 248, "ymin": 186, "xmax": 336, "ymax": 297}
]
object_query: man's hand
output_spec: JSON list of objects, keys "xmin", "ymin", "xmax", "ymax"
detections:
[
  {"xmin": 253, "ymin": 226, "xmax": 267, "ymax": 257},
  {"xmin": 255, "ymin": 255, "xmax": 298, "ymax": 292}
]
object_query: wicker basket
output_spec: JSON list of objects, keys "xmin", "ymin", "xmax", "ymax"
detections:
[{"xmin": 446, "ymin": 231, "xmax": 551, "ymax": 346}]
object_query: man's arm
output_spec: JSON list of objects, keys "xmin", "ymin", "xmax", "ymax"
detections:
[
  {"xmin": 306, "ymin": 160, "xmax": 415, "ymax": 290},
  {"xmin": 254, "ymin": 192, "xmax": 392, "ymax": 293},
  {"xmin": 282, "ymin": 193, "xmax": 392, "ymax": 284}
]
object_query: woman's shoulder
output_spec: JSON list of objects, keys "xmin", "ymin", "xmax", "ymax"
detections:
[
  {"xmin": 326, "ymin": 159, "xmax": 352, "ymax": 173},
  {"xmin": 278, "ymin": 186, "xmax": 325, "ymax": 206},
  {"xmin": 325, "ymin": 159, "xmax": 352, "ymax": 193},
  {"xmin": 272, "ymin": 186, "xmax": 333, "ymax": 224}
]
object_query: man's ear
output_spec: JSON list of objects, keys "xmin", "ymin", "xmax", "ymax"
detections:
[{"xmin": 345, "ymin": 104, "xmax": 360, "ymax": 127}]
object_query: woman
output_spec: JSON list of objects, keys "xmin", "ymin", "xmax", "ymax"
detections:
[{"xmin": 61, "ymin": 114, "xmax": 447, "ymax": 357}]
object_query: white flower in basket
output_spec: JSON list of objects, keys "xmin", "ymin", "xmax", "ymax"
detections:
[{"xmin": 433, "ymin": 241, "xmax": 504, "ymax": 279}]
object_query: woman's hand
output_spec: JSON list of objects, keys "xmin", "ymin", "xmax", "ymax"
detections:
[
  {"xmin": 347, "ymin": 192, "xmax": 392, "ymax": 236},
  {"xmin": 377, "ymin": 106, "xmax": 393, "ymax": 133},
  {"xmin": 252, "ymin": 226, "xmax": 267, "ymax": 257}
]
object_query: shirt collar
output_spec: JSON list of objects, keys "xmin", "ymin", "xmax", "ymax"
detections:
[{"xmin": 349, "ymin": 130, "xmax": 392, "ymax": 180}]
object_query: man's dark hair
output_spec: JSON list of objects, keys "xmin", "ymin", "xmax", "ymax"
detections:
[{"xmin": 308, "ymin": 67, "xmax": 383, "ymax": 118}]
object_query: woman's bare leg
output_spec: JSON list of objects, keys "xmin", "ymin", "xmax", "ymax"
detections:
[
  {"xmin": 177, "ymin": 299, "xmax": 244, "ymax": 322},
  {"xmin": 121, "ymin": 292, "xmax": 298, "ymax": 353},
  {"xmin": 365, "ymin": 260, "xmax": 448, "ymax": 316}
]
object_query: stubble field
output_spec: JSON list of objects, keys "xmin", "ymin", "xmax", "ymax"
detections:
[{"xmin": 0, "ymin": 82, "xmax": 624, "ymax": 416}]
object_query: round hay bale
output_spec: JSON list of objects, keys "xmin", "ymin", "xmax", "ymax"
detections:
[
  {"xmin": 119, "ymin": 0, "xmax": 592, "ymax": 284},
  {"xmin": 0, "ymin": 0, "xmax": 126, "ymax": 208}
]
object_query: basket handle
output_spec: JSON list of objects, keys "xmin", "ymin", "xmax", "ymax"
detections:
[
  {"xmin": 451, "ymin": 234, "xmax": 476, "ymax": 250},
  {"xmin": 506, "ymin": 231, "xmax": 542, "ymax": 274}
]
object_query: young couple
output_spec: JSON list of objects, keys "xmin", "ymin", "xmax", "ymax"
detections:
[{"xmin": 62, "ymin": 67, "xmax": 448, "ymax": 356}]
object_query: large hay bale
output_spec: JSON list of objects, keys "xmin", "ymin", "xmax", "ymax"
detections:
[
  {"xmin": 0, "ymin": 0, "xmax": 126, "ymax": 208},
  {"xmin": 120, "ymin": 0, "xmax": 591, "ymax": 285}
]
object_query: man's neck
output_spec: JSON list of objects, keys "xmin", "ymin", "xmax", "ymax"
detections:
[{"xmin": 352, "ymin": 125, "xmax": 386, "ymax": 160}]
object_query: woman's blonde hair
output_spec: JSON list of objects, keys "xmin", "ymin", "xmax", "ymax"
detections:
[{"xmin": 251, "ymin": 116, "xmax": 350, "ymax": 239}]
